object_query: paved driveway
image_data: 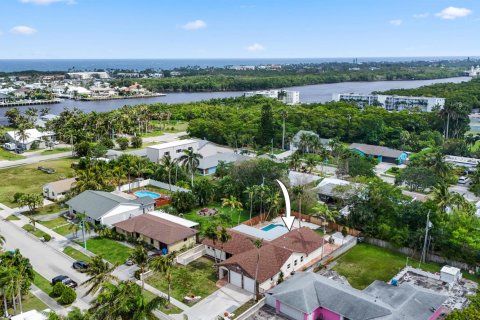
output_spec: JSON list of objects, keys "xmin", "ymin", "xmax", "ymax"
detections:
[{"xmin": 181, "ymin": 284, "xmax": 252, "ymax": 320}]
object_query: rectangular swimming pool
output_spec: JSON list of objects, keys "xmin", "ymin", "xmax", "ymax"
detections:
[
  {"xmin": 134, "ymin": 191, "xmax": 161, "ymax": 199},
  {"xmin": 261, "ymin": 224, "xmax": 284, "ymax": 231}
]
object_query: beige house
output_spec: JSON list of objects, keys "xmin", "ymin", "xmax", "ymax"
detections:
[
  {"xmin": 113, "ymin": 213, "xmax": 197, "ymax": 253},
  {"xmin": 43, "ymin": 177, "xmax": 76, "ymax": 201}
]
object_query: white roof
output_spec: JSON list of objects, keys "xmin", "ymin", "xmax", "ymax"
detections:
[
  {"xmin": 288, "ymin": 171, "xmax": 322, "ymax": 186},
  {"xmin": 6, "ymin": 128, "xmax": 54, "ymax": 144},
  {"xmin": 147, "ymin": 139, "xmax": 197, "ymax": 150},
  {"xmin": 11, "ymin": 310, "xmax": 48, "ymax": 320},
  {"xmin": 441, "ymin": 265, "xmax": 461, "ymax": 275},
  {"xmin": 148, "ymin": 211, "xmax": 198, "ymax": 228},
  {"xmin": 316, "ymin": 177, "xmax": 351, "ymax": 189}
]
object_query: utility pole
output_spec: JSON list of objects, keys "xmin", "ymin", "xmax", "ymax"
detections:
[
  {"xmin": 281, "ymin": 110, "xmax": 287, "ymax": 150},
  {"xmin": 420, "ymin": 210, "xmax": 431, "ymax": 265}
]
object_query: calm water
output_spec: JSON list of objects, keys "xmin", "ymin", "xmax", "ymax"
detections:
[
  {"xmin": 0, "ymin": 57, "xmax": 476, "ymax": 72},
  {"xmin": 0, "ymin": 76, "xmax": 471, "ymax": 125}
]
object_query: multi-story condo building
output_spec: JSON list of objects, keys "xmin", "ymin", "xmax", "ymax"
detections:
[
  {"xmin": 334, "ymin": 93, "xmax": 445, "ymax": 112},
  {"xmin": 245, "ymin": 90, "xmax": 300, "ymax": 105}
]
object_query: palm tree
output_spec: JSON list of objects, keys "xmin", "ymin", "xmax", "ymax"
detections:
[
  {"xmin": 71, "ymin": 213, "xmax": 93, "ymax": 249},
  {"xmin": 149, "ymin": 252, "xmax": 177, "ymax": 304},
  {"xmin": 304, "ymin": 155, "xmax": 318, "ymax": 173},
  {"xmin": 292, "ymin": 185, "xmax": 305, "ymax": 228},
  {"xmin": 432, "ymin": 183, "xmax": 455, "ymax": 214},
  {"xmin": 178, "ymin": 149, "xmax": 203, "ymax": 186},
  {"xmin": 111, "ymin": 167, "xmax": 125, "ymax": 191},
  {"xmin": 129, "ymin": 246, "xmax": 148, "ymax": 291},
  {"xmin": 205, "ymin": 224, "xmax": 219, "ymax": 263},
  {"xmin": 28, "ymin": 216, "xmax": 39, "ymax": 232},
  {"xmin": 252, "ymin": 239, "xmax": 263, "ymax": 302},
  {"xmin": 265, "ymin": 191, "xmax": 281, "ymax": 222},
  {"xmin": 312, "ymin": 203, "xmax": 337, "ymax": 234},
  {"xmin": 218, "ymin": 227, "xmax": 231, "ymax": 259},
  {"xmin": 244, "ymin": 186, "xmax": 255, "ymax": 222},
  {"xmin": 160, "ymin": 154, "xmax": 176, "ymax": 191},
  {"xmin": 221, "ymin": 195, "xmax": 243, "ymax": 226},
  {"xmin": 0, "ymin": 234, "xmax": 5, "ymax": 248},
  {"xmin": 14, "ymin": 124, "xmax": 30, "ymax": 151},
  {"xmin": 82, "ymin": 255, "xmax": 119, "ymax": 296},
  {"xmin": 288, "ymin": 152, "xmax": 301, "ymax": 171}
]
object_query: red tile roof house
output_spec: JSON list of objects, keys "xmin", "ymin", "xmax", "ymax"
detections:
[{"xmin": 203, "ymin": 227, "xmax": 325, "ymax": 294}]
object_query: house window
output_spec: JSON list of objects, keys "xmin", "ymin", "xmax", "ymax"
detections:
[
  {"xmin": 150, "ymin": 238, "xmax": 154, "ymax": 245},
  {"xmin": 176, "ymin": 149, "xmax": 182, "ymax": 153},
  {"xmin": 287, "ymin": 264, "xmax": 290, "ymax": 269},
  {"xmin": 165, "ymin": 151, "xmax": 170, "ymax": 156},
  {"xmin": 184, "ymin": 238, "xmax": 187, "ymax": 241},
  {"xmin": 294, "ymin": 260, "xmax": 298, "ymax": 266},
  {"xmin": 300, "ymin": 256, "xmax": 304, "ymax": 262}
]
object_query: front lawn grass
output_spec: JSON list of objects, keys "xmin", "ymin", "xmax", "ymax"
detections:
[
  {"xmin": 22, "ymin": 224, "xmax": 49, "ymax": 239},
  {"xmin": 0, "ymin": 158, "xmax": 76, "ymax": 206},
  {"xmin": 54, "ymin": 224, "xmax": 74, "ymax": 236},
  {"xmin": 7, "ymin": 292, "xmax": 48, "ymax": 316},
  {"xmin": 0, "ymin": 148, "xmax": 26, "ymax": 161},
  {"xmin": 145, "ymin": 257, "xmax": 217, "ymax": 304},
  {"xmin": 332, "ymin": 243, "xmax": 442, "ymax": 289},
  {"xmin": 33, "ymin": 271, "xmax": 52, "ymax": 295},
  {"xmin": 79, "ymin": 237, "xmax": 132, "ymax": 265},
  {"xmin": 181, "ymin": 203, "xmax": 251, "ymax": 234},
  {"xmin": 142, "ymin": 287, "xmax": 183, "ymax": 314},
  {"xmin": 39, "ymin": 216, "xmax": 68, "ymax": 229},
  {"xmin": 232, "ymin": 299, "xmax": 256, "ymax": 318},
  {"xmin": 63, "ymin": 246, "xmax": 92, "ymax": 263},
  {"xmin": 33, "ymin": 203, "xmax": 65, "ymax": 216},
  {"xmin": 6, "ymin": 214, "xmax": 20, "ymax": 221}
]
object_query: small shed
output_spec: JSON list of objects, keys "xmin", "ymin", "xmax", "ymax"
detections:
[{"xmin": 440, "ymin": 265, "xmax": 462, "ymax": 284}]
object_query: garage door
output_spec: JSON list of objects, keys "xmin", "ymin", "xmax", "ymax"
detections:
[
  {"xmin": 229, "ymin": 271, "xmax": 242, "ymax": 288},
  {"xmin": 243, "ymin": 276, "xmax": 255, "ymax": 293}
]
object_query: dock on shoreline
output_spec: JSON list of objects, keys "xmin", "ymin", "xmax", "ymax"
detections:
[{"xmin": 0, "ymin": 99, "xmax": 61, "ymax": 107}]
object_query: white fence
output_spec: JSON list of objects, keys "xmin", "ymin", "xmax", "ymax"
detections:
[
  {"xmin": 176, "ymin": 244, "xmax": 206, "ymax": 265},
  {"xmin": 117, "ymin": 179, "xmax": 190, "ymax": 193},
  {"xmin": 234, "ymin": 298, "xmax": 266, "ymax": 320}
]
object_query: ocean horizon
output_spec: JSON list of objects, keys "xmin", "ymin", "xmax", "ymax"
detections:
[{"xmin": 1, "ymin": 56, "xmax": 479, "ymax": 72}]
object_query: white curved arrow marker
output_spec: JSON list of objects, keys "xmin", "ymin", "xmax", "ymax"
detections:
[{"xmin": 276, "ymin": 179, "xmax": 295, "ymax": 231}]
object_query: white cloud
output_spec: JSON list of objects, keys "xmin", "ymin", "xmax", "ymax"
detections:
[
  {"xmin": 10, "ymin": 26, "xmax": 37, "ymax": 35},
  {"xmin": 181, "ymin": 20, "xmax": 207, "ymax": 30},
  {"xmin": 246, "ymin": 43, "xmax": 265, "ymax": 52},
  {"xmin": 413, "ymin": 13, "xmax": 430, "ymax": 18},
  {"xmin": 389, "ymin": 19, "xmax": 403, "ymax": 26},
  {"xmin": 20, "ymin": 0, "xmax": 75, "ymax": 4},
  {"xmin": 436, "ymin": 7, "xmax": 472, "ymax": 20}
]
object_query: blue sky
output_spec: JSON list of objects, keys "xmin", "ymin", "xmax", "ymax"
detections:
[{"xmin": 0, "ymin": 0, "xmax": 479, "ymax": 59}]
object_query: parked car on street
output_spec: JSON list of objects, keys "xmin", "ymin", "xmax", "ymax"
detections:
[
  {"xmin": 72, "ymin": 261, "xmax": 89, "ymax": 271},
  {"xmin": 52, "ymin": 275, "xmax": 78, "ymax": 288},
  {"xmin": 458, "ymin": 176, "xmax": 471, "ymax": 185}
]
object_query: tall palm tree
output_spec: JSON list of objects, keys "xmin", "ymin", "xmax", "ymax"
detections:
[
  {"xmin": 265, "ymin": 191, "xmax": 281, "ymax": 222},
  {"xmin": 252, "ymin": 239, "xmax": 263, "ymax": 302},
  {"xmin": 288, "ymin": 152, "xmax": 301, "ymax": 171},
  {"xmin": 71, "ymin": 212, "xmax": 93, "ymax": 249},
  {"xmin": 149, "ymin": 252, "xmax": 177, "ymax": 304},
  {"xmin": 178, "ymin": 149, "xmax": 203, "ymax": 186},
  {"xmin": 160, "ymin": 154, "xmax": 176, "ymax": 191},
  {"xmin": 14, "ymin": 124, "xmax": 30, "ymax": 151},
  {"xmin": 244, "ymin": 186, "xmax": 255, "ymax": 222},
  {"xmin": 312, "ymin": 203, "xmax": 337, "ymax": 234},
  {"xmin": 82, "ymin": 255, "xmax": 118, "ymax": 296},
  {"xmin": 432, "ymin": 183, "xmax": 455, "ymax": 214},
  {"xmin": 129, "ymin": 246, "xmax": 148, "ymax": 291},
  {"xmin": 221, "ymin": 196, "xmax": 243, "ymax": 226},
  {"xmin": 204, "ymin": 224, "xmax": 219, "ymax": 263},
  {"xmin": 218, "ymin": 227, "xmax": 231, "ymax": 259},
  {"xmin": 292, "ymin": 185, "xmax": 305, "ymax": 228}
]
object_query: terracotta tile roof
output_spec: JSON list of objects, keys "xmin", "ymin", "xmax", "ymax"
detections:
[
  {"xmin": 113, "ymin": 214, "xmax": 197, "ymax": 245},
  {"xmin": 218, "ymin": 243, "xmax": 293, "ymax": 283},
  {"xmin": 201, "ymin": 229, "xmax": 257, "ymax": 255},
  {"xmin": 271, "ymin": 227, "xmax": 325, "ymax": 255}
]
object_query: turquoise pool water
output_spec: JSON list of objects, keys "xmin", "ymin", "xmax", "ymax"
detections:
[
  {"xmin": 261, "ymin": 224, "xmax": 284, "ymax": 231},
  {"xmin": 134, "ymin": 191, "xmax": 161, "ymax": 199}
]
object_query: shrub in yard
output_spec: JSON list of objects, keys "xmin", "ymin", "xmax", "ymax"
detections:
[
  {"xmin": 59, "ymin": 286, "xmax": 76, "ymax": 305},
  {"xmin": 130, "ymin": 136, "xmax": 143, "ymax": 149},
  {"xmin": 30, "ymin": 140, "xmax": 39, "ymax": 150},
  {"xmin": 43, "ymin": 234, "xmax": 52, "ymax": 242},
  {"xmin": 99, "ymin": 137, "xmax": 115, "ymax": 149},
  {"xmin": 13, "ymin": 192, "xmax": 25, "ymax": 203},
  {"xmin": 171, "ymin": 191, "xmax": 196, "ymax": 213},
  {"xmin": 116, "ymin": 137, "xmax": 129, "ymax": 150},
  {"xmin": 52, "ymin": 282, "xmax": 67, "ymax": 298},
  {"xmin": 134, "ymin": 269, "xmax": 141, "ymax": 280}
]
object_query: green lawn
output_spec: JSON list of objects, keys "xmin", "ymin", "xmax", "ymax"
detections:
[
  {"xmin": 146, "ymin": 257, "xmax": 217, "ymax": 304},
  {"xmin": 23, "ymin": 224, "xmax": 49, "ymax": 239},
  {"xmin": 80, "ymin": 237, "xmax": 132, "ymax": 265},
  {"xmin": 54, "ymin": 224, "xmax": 74, "ymax": 236},
  {"xmin": 33, "ymin": 271, "xmax": 52, "ymax": 295},
  {"xmin": 333, "ymin": 243, "xmax": 443, "ymax": 289},
  {"xmin": 33, "ymin": 203, "xmax": 65, "ymax": 216},
  {"xmin": 41, "ymin": 148, "xmax": 71, "ymax": 155},
  {"xmin": 0, "ymin": 158, "xmax": 76, "ymax": 206},
  {"xmin": 6, "ymin": 214, "xmax": 20, "ymax": 221},
  {"xmin": 39, "ymin": 216, "xmax": 73, "ymax": 235},
  {"xmin": 7, "ymin": 292, "xmax": 48, "ymax": 316},
  {"xmin": 142, "ymin": 287, "xmax": 183, "ymax": 314},
  {"xmin": 181, "ymin": 203, "xmax": 251, "ymax": 234},
  {"xmin": 63, "ymin": 246, "xmax": 93, "ymax": 263},
  {"xmin": 0, "ymin": 148, "xmax": 26, "ymax": 161},
  {"xmin": 232, "ymin": 299, "xmax": 256, "ymax": 319}
]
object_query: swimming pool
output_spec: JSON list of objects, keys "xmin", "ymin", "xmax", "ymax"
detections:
[
  {"xmin": 261, "ymin": 224, "xmax": 284, "ymax": 231},
  {"xmin": 134, "ymin": 191, "xmax": 161, "ymax": 199}
]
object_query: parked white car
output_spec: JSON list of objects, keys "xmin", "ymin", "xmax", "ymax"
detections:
[
  {"xmin": 458, "ymin": 176, "xmax": 471, "ymax": 184},
  {"xmin": 3, "ymin": 142, "xmax": 16, "ymax": 151}
]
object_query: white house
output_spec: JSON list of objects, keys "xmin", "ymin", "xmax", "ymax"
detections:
[
  {"xmin": 5, "ymin": 128, "xmax": 55, "ymax": 150},
  {"xmin": 66, "ymin": 190, "xmax": 155, "ymax": 226},
  {"xmin": 334, "ymin": 93, "xmax": 445, "ymax": 112},
  {"xmin": 146, "ymin": 139, "xmax": 198, "ymax": 163},
  {"xmin": 43, "ymin": 178, "xmax": 76, "ymax": 201}
]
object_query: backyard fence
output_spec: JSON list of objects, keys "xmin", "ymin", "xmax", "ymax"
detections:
[
  {"xmin": 176, "ymin": 244, "xmax": 206, "ymax": 265},
  {"xmin": 365, "ymin": 238, "xmax": 472, "ymax": 271},
  {"xmin": 117, "ymin": 179, "xmax": 190, "ymax": 193},
  {"xmin": 234, "ymin": 298, "xmax": 266, "ymax": 320},
  {"xmin": 242, "ymin": 213, "xmax": 268, "ymax": 226},
  {"xmin": 315, "ymin": 237, "xmax": 357, "ymax": 269}
]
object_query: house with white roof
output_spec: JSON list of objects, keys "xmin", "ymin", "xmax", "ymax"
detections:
[
  {"xmin": 146, "ymin": 139, "xmax": 198, "ymax": 163},
  {"xmin": 4, "ymin": 128, "xmax": 55, "ymax": 150}
]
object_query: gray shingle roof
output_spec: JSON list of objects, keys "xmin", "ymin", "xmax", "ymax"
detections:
[
  {"xmin": 66, "ymin": 190, "xmax": 136, "ymax": 220},
  {"xmin": 130, "ymin": 196, "xmax": 156, "ymax": 206},
  {"xmin": 197, "ymin": 153, "xmax": 249, "ymax": 170},
  {"xmin": 350, "ymin": 143, "xmax": 405, "ymax": 159}
]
